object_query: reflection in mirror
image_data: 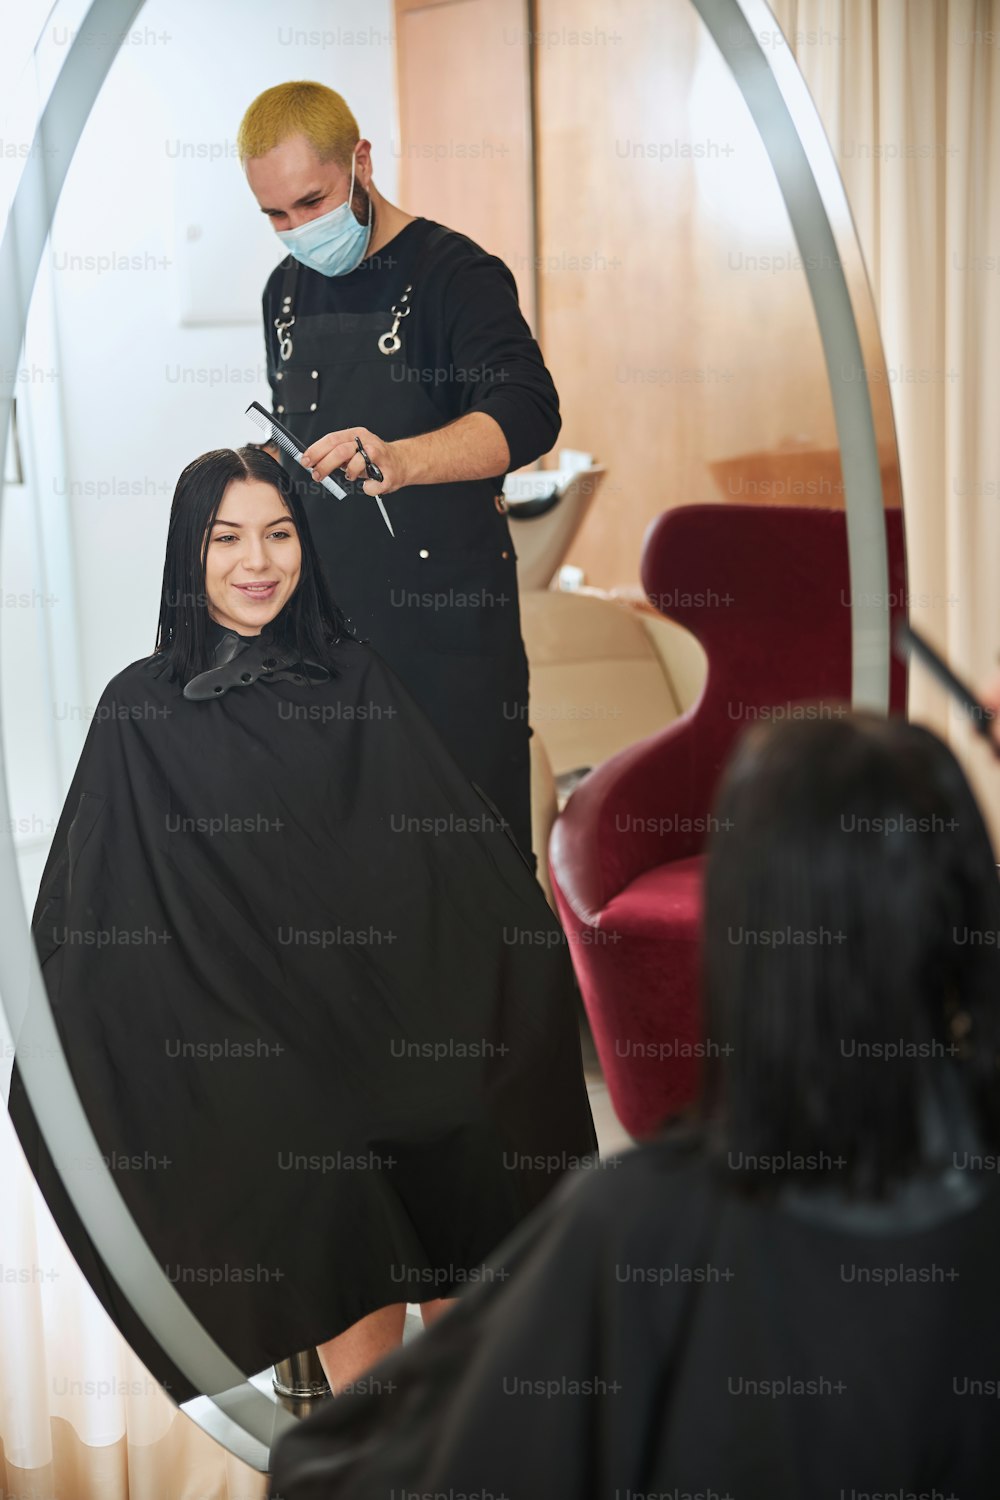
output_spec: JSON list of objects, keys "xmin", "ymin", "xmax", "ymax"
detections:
[{"xmin": 1, "ymin": 0, "xmax": 900, "ymax": 1488}]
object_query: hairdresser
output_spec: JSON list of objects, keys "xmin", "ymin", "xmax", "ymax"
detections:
[{"xmin": 237, "ymin": 81, "xmax": 560, "ymax": 863}]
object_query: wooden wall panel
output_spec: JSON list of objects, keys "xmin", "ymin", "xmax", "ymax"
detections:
[
  {"xmin": 534, "ymin": 0, "xmax": 844, "ymax": 588},
  {"xmin": 394, "ymin": 0, "xmax": 536, "ymax": 323}
]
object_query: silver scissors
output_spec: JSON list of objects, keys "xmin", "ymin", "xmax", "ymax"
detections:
[{"xmin": 354, "ymin": 436, "xmax": 394, "ymax": 537}]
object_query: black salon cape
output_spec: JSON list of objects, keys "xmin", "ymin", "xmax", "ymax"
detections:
[
  {"xmin": 7, "ymin": 634, "xmax": 596, "ymax": 1405},
  {"xmin": 268, "ymin": 1134, "xmax": 1000, "ymax": 1499}
]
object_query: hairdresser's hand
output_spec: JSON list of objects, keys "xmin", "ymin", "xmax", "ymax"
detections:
[{"xmin": 300, "ymin": 428, "xmax": 408, "ymax": 496}]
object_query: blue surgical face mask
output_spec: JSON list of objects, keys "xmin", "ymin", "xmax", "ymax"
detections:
[{"xmin": 275, "ymin": 149, "xmax": 373, "ymax": 277}]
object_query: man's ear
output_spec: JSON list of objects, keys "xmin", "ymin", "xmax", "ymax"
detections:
[{"xmin": 354, "ymin": 139, "xmax": 374, "ymax": 186}]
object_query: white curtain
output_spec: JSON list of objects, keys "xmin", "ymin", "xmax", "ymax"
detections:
[
  {"xmin": 0, "ymin": 1103, "xmax": 266, "ymax": 1499},
  {"xmin": 770, "ymin": 0, "xmax": 1000, "ymax": 834}
]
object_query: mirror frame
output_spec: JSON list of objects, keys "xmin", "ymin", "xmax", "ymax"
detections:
[{"xmin": 692, "ymin": 0, "xmax": 900, "ymax": 709}]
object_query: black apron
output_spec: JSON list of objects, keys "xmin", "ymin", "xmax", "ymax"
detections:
[{"xmin": 268, "ymin": 231, "xmax": 533, "ymax": 858}]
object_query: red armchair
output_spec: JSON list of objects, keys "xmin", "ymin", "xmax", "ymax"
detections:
[{"xmin": 549, "ymin": 504, "xmax": 907, "ymax": 1138}]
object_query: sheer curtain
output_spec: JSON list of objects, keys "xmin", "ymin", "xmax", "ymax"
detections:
[
  {"xmin": 769, "ymin": 0, "xmax": 1000, "ymax": 831},
  {"xmin": 0, "ymin": 1106, "xmax": 266, "ymax": 1499}
]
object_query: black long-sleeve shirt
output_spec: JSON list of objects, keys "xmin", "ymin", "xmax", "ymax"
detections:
[{"xmin": 262, "ymin": 216, "xmax": 560, "ymax": 475}]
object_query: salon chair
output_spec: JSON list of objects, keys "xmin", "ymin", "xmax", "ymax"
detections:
[{"xmin": 548, "ymin": 503, "xmax": 907, "ymax": 1138}]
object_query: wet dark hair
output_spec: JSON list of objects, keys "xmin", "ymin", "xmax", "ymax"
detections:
[
  {"xmin": 701, "ymin": 711, "xmax": 1000, "ymax": 1197},
  {"xmin": 153, "ymin": 445, "xmax": 353, "ymax": 683}
]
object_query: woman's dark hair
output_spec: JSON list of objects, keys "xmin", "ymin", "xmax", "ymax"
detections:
[
  {"xmin": 701, "ymin": 711, "xmax": 1000, "ymax": 1197},
  {"xmin": 153, "ymin": 445, "xmax": 353, "ymax": 683}
]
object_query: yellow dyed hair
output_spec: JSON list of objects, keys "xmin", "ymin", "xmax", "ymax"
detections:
[{"xmin": 237, "ymin": 82, "xmax": 359, "ymax": 167}]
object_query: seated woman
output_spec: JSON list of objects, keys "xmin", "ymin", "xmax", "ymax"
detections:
[
  {"xmin": 7, "ymin": 444, "xmax": 597, "ymax": 1401},
  {"xmin": 269, "ymin": 712, "xmax": 1000, "ymax": 1497}
]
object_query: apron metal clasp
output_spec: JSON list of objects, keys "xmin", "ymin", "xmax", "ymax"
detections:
[
  {"xmin": 274, "ymin": 315, "xmax": 295, "ymax": 362},
  {"xmin": 378, "ymin": 284, "xmax": 412, "ymax": 356}
]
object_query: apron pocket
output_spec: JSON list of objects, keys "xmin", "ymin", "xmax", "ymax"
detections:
[{"xmin": 398, "ymin": 548, "xmax": 518, "ymax": 658}]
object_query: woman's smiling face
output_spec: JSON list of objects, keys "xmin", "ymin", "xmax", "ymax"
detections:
[{"xmin": 203, "ymin": 477, "xmax": 302, "ymax": 634}]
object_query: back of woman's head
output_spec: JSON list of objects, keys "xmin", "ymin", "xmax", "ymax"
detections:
[
  {"xmin": 702, "ymin": 711, "xmax": 1000, "ymax": 1196},
  {"xmin": 154, "ymin": 444, "xmax": 352, "ymax": 682}
]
